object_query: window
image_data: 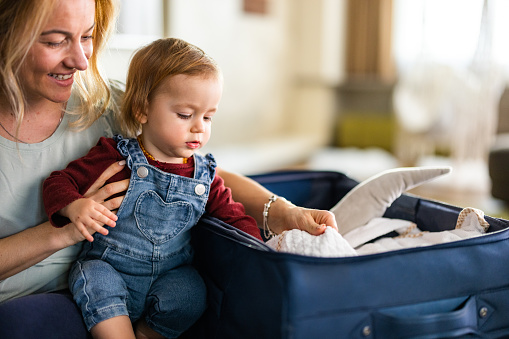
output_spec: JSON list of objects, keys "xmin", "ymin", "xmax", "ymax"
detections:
[
  {"xmin": 110, "ymin": 0, "xmax": 165, "ymax": 50},
  {"xmin": 393, "ymin": 0, "xmax": 509, "ymax": 75}
]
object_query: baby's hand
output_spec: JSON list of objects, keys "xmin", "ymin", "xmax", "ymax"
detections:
[{"xmin": 61, "ymin": 198, "xmax": 118, "ymax": 242}]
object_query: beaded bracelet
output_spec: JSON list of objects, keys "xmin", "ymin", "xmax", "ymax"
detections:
[{"xmin": 263, "ymin": 195, "xmax": 279, "ymax": 239}]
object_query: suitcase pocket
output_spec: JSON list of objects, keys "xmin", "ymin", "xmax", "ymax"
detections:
[
  {"xmin": 368, "ymin": 286, "xmax": 509, "ymax": 339},
  {"xmin": 373, "ymin": 296, "xmax": 479, "ymax": 338}
]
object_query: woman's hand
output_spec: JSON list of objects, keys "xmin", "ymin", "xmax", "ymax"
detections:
[
  {"xmin": 0, "ymin": 161, "xmax": 129, "ymax": 280},
  {"xmin": 83, "ymin": 160, "xmax": 129, "ymax": 212}
]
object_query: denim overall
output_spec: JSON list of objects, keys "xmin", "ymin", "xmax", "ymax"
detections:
[{"xmin": 69, "ymin": 136, "xmax": 216, "ymax": 338}]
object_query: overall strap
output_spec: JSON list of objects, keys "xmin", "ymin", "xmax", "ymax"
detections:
[
  {"xmin": 193, "ymin": 153, "xmax": 217, "ymax": 184},
  {"xmin": 114, "ymin": 135, "xmax": 148, "ymax": 169}
]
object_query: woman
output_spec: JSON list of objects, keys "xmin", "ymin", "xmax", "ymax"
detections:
[{"xmin": 0, "ymin": 0, "xmax": 336, "ymax": 338}]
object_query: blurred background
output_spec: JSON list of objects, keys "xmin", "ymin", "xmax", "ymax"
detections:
[{"xmin": 101, "ymin": 0, "xmax": 509, "ymax": 216}]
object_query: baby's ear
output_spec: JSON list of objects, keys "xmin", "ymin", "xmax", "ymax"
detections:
[
  {"xmin": 135, "ymin": 101, "xmax": 149, "ymax": 124},
  {"xmin": 330, "ymin": 166, "xmax": 452, "ymax": 235}
]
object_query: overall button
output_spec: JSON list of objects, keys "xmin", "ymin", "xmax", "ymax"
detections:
[
  {"xmin": 195, "ymin": 184, "xmax": 206, "ymax": 196},
  {"xmin": 137, "ymin": 166, "xmax": 149, "ymax": 178}
]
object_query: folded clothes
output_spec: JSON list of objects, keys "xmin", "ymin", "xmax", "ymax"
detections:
[
  {"xmin": 266, "ymin": 207, "xmax": 489, "ymax": 257},
  {"xmin": 355, "ymin": 207, "xmax": 489, "ymax": 255}
]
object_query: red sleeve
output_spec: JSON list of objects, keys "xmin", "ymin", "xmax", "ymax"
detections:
[
  {"xmin": 206, "ymin": 174, "xmax": 262, "ymax": 241},
  {"xmin": 43, "ymin": 137, "xmax": 127, "ymax": 227}
]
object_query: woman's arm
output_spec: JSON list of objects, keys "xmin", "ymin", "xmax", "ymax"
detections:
[
  {"xmin": 0, "ymin": 220, "xmax": 82, "ymax": 280},
  {"xmin": 0, "ymin": 162, "xmax": 128, "ymax": 280},
  {"xmin": 216, "ymin": 167, "xmax": 337, "ymax": 235}
]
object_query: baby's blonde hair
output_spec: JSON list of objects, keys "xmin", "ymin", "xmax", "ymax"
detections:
[{"xmin": 120, "ymin": 38, "xmax": 222, "ymax": 137}]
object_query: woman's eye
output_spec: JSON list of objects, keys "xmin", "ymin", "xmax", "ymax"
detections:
[
  {"xmin": 46, "ymin": 41, "xmax": 64, "ymax": 48},
  {"xmin": 82, "ymin": 35, "xmax": 94, "ymax": 42}
]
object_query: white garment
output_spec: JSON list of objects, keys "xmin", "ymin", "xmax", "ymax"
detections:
[
  {"xmin": 0, "ymin": 89, "xmax": 120, "ymax": 302},
  {"xmin": 266, "ymin": 226, "xmax": 358, "ymax": 257},
  {"xmin": 356, "ymin": 208, "xmax": 489, "ymax": 255}
]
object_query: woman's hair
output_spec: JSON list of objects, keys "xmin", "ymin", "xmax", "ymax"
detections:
[
  {"xmin": 0, "ymin": 0, "xmax": 119, "ymax": 134},
  {"xmin": 72, "ymin": 0, "xmax": 119, "ymax": 128},
  {"xmin": 120, "ymin": 38, "xmax": 222, "ymax": 137}
]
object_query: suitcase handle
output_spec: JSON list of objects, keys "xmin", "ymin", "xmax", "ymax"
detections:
[{"xmin": 373, "ymin": 296, "xmax": 482, "ymax": 338}]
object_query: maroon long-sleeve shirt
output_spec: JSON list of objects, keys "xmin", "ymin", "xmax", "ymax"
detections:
[{"xmin": 43, "ymin": 137, "xmax": 262, "ymax": 240}]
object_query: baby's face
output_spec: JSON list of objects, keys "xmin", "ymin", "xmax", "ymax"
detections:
[{"xmin": 139, "ymin": 74, "xmax": 223, "ymax": 164}]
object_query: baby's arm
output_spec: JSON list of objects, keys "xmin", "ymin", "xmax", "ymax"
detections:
[
  {"xmin": 206, "ymin": 174, "xmax": 262, "ymax": 240},
  {"xmin": 60, "ymin": 198, "xmax": 118, "ymax": 242}
]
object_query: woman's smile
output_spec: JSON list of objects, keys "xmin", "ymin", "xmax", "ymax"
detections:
[{"xmin": 48, "ymin": 73, "xmax": 74, "ymax": 81}]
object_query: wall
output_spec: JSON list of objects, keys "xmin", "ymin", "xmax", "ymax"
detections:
[
  {"xmin": 101, "ymin": 0, "xmax": 347, "ymax": 174},
  {"xmin": 166, "ymin": 0, "xmax": 290, "ymax": 145}
]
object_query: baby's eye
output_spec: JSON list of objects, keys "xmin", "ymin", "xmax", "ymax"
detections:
[
  {"xmin": 177, "ymin": 113, "xmax": 191, "ymax": 120},
  {"xmin": 204, "ymin": 116, "xmax": 213, "ymax": 122}
]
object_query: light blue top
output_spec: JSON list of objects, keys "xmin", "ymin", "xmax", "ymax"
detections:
[{"xmin": 0, "ymin": 88, "xmax": 121, "ymax": 302}]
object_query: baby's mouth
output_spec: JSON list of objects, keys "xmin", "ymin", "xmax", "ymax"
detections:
[
  {"xmin": 186, "ymin": 141, "xmax": 201, "ymax": 149},
  {"xmin": 49, "ymin": 73, "xmax": 73, "ymax": 80}
]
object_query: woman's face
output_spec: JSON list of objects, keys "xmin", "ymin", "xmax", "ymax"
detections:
[{"xmin": 19, "ymin": 0, "xmax": 96, "ymax": 106}]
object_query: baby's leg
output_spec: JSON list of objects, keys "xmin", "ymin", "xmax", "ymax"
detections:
[
  {"xmin": 134, "ymin": 319, "xmax": 165, "ymax": 339},
  {"xmin": 140, "ymin": 265, "xmax": 207, "ymax": 339},
  {"xmin": 91, "ymin": 315, "xmax": 135, "ymax": 339},
  {"xmin": 69, "ymin": 259, "xmax": 134, "ymax": 338}
]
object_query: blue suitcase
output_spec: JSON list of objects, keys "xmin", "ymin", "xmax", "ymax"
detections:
[{"xmin": 190, "ymin": 170, "xmax": 509, "ymax": 339}]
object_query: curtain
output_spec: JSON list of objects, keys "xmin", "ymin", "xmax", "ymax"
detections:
[{"xmin": 345, "ymin": 0, "xmax": 395, "ymax": 82}]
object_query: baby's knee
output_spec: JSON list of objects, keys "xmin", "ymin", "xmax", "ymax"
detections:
[
  {"xmin": 145, "ymin": 295, "xmax": 206, "ymax": 339},
  {"xmin": 145, "ymin": 267, "xmax": 207, "ymax": 336},
  {"xmin": 150, "ymin": 276, "xmax": 207, "ymax": 321}
]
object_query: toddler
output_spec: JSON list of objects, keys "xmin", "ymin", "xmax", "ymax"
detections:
[{"xmin": 43, "ymin": 38, "xmax": 262, "ymax": 339}]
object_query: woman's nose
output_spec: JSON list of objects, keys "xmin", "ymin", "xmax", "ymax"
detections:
[{"xmin": 64, "ymin": 42, "xmax": 91, "ymax": 71}]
